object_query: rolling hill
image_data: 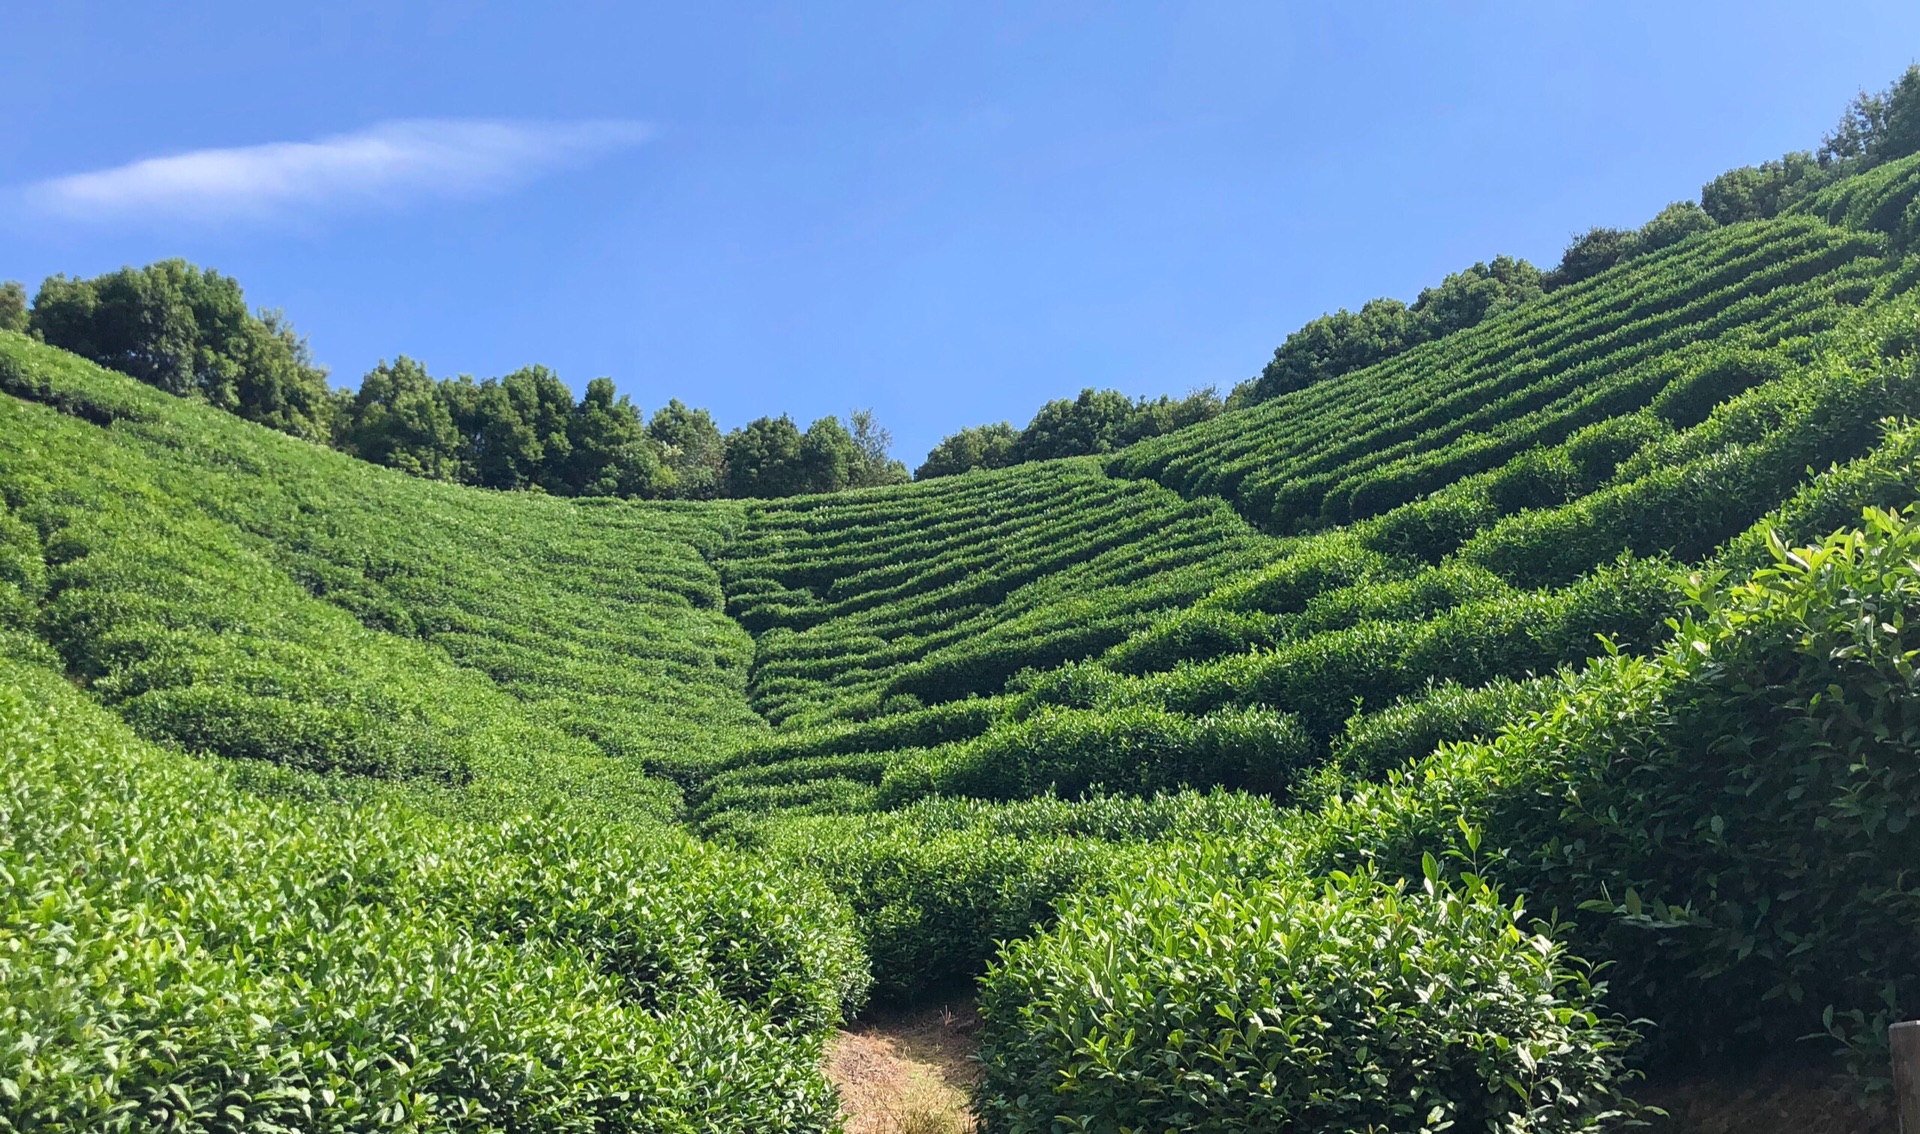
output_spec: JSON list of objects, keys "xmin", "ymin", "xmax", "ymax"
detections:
[{"xmin": 7, "ymin": 124, "xmax": 1920, "ymax": 1134}]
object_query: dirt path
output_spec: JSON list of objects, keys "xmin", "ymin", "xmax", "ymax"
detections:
[{"xmin": 826, "ymin": 1000, "xmax": 981, "ymax": 1134}]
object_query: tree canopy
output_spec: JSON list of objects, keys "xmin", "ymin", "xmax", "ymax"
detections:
[
  {"xmin": 725, "ymin": 415, "xmax": 808, "ymax": 497},
  {"xmin": 5, "ymin": 259, "xmax": 913, "ymax": 503},
  {"xmin": 26, "ymin": 67, "xmax": 1920, "ymax": 504},
  {"xmin": 0, "ymin": 282, "xmax": 26, "ymax": 335},
  {"xmin": 916, "ymin": 422, "xmax": 1020, "ymax": 479},
  {"xmin": 1695, "ymin": 66, "xmax": 1920, "ymax": 231},
  {"xmin": 916, "ymin": 388, "xmax": 1222, "ymax": 480},
  {"xmin": 336, "ymin": 356, "xmax": 467, "ymax": 481},
  {"xmin": 27, "ymin": 260, "xmax": 335, "ymax": 442},
  {"xmin": 722, "ymin": 412, "xmax": 906, "ymax": 497},
  {"xmin": 1820, "ymin": 64, "xmax": 1920, "ymax": 167},
  {"xmin": 1222, "ymin": 70, "xmax": 1920, "ymax": 416},
  {"xmin": 334, "ymin": 362, "xmax": 904, "ymax": 502},
  {"xmin": 847, "ymin": 409, "xmax": 912, "ymax": 488},
  {"xmin": 1240, "ymin": 257, "xmax": 1546, "ymax": 403},
  {"xmin": 648, "ymin": 399, "xmax": 727, "ymax": 499},
  {"xmin": 566, "ymin": 377, "xmax": 667, "ymax": 498},
  {"xmin": 1701, "ymin": 152, "xmax": 1831, "ymax": 224}
]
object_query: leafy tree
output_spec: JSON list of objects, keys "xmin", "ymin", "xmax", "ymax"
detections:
[
  {"xmin": 1820, "ymin": 64, "xmax": 1920, "ymax": 167},
  {"xmin": 1250, "ymin": 298, "xmax": 1419, "ymax": 401},
  {"xmin": 649, "ymin": 399, "xmax": 727, "ymax": 499},
  {"xmin": 336, "ymin": 356, "xmax": 467, "ymax": 481},
  {"xmin": 919, "ymin": 390, "xmax": 1222, "ymax": 479},
  {"xmin": 715, "ymin": 411, "xmax": 908, "ymax": 497},
  {"xmin": 1546, "ymin": 226, "xmax": 1637, "ymax": 288},
  {"xmin": 1635, "ymin": 200, "xmax": 1717, "ymax": 252},
  {"xmin": 1012, "ymin": 388, "xmax": 1141, "ymax": 461},
  {"xmin": 1409, "ymin": 257, "xmax": 1544, "ymax": 333},
  {"xmin": 566, "ymin": 377, "xmax": 666, "ymax": 498},
  {"xmin": 1172, "ymin": 387, "xmax": 1225, "ymax": 427},
  {"xmin": 1243, "ymin": 259, "xmax": 1544, "ymax": 404},
  {"xmin": 339, "ymin": 362, "xmax": 673, "ymax": 499},
  {"xmin": 847, "ymin": 409, "xmax": 911, "ymax": 488},
  {"xmin": 1544, "ymin": 206, "xmax": 1713, "ymax": 291},
  {"xmin": 1700, "ymin": 152, "xmax": 1829, "ymax": 224},
  {"xmin": 1118, "ymin": 388, "xmax": 1224, "ymax": 444},
  {"xmin": 15, "ymin": 259, "xmax": 914, "ymax": 504},
  {"xmin": 29, "ymin": 260, "xmax": 334, "ymax": 441},
  {"xmin": 798, "ymin": 416, "xmax": 862, "ymax": 494},
  {"xmin": 32, "ymin": 270, "xmax": 191, "ymax": 395},
  {"xmin": 916, "ymin": 422, "xmax": 1019, "ymax": 479},
  {"xmin": 0, "ymin": 282, "xmax": 26, "ymax": 334},
  {"xmin": 725, "ymin": 415, "xmax": 808, "ymax": 497},
  {"xmin": 466, "ymin": 365, "xmax": 576, "ymax": 492}
]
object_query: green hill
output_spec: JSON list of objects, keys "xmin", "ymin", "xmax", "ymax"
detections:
[
  {"xmin": 9, "ymin": 122, "xmax": 1920, "ymax": 1134},
  {"xmin": 1116, "ymin": 214, "xmax": 1888, "ymax": 530}
]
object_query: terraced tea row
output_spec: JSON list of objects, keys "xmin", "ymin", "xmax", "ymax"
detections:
[
  {"xmin": 0, "ymin": 331, "xmax": 767, "ymax": 813},
  {"xmin": 722, "ymin": 460, "xmax": 1277, "ymax": 729},
  {"xmin": 1113, "ymin": 214, "xmax": 1892, "ymax": 531},
  {"xmin": 0, "ymin": 641, "xmax": 863, "ymax": 1130},
  {"xmin": 702, "ymin": 212, "xmax": 1910, "ymax": 828},
  {"xmin": 696, "ymin": 257, "xmax": 1920, "ymax": 841},
  {"xmin": 1792, "ymin": 147, "xmax": 1920, "ymax": 251}
]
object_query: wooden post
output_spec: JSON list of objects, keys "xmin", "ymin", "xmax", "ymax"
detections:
[{"xmin": 1895, "ymin": 1020, "xmax": 1920, "ymax": 1134}]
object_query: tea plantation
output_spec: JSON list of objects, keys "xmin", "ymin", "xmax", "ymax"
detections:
[{"xmin": 9, "ymin": 130, "xmax": 1920, "ymax": 1133}]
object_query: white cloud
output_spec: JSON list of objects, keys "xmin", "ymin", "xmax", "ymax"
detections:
[{"xmin": 22, "ymin": 119, "xmax": 651, "ymax": 224}]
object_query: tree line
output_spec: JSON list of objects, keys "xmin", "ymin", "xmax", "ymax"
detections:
[
  {"xmin": 337, "ymin": 356, "xmax": 905, "ymax": 499},
  {"xmin": 0, "ymin": 264, "xmax": 906, "ymax": 500},
  {"xmin": 10, "ymin": 67, "xmax": 1917, "ymax": 495},
  {"xmin": 0, "ymin": 262, "xmax": 1219, "ymax": 491},
  {"xmin": 913, "ymin": 386, "xmax": 1225, "ymax": 479}
]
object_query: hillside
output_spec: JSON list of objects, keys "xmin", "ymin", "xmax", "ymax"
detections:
[
  {"xmin": 690, "ymin": 179, "xmax": 1920, "ymax": 840},
  {"xmin": 7, "ymin": 143, "xmax": 1920, "ymax": 1133},
  {"xmin": 1115, "ymin": 215, "xmax": 1885, "ymax": 529}
]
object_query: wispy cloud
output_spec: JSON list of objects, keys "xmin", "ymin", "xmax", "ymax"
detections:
[{"xmin": 21, "ymin": 118, "xmax": 651, "ymax": 224}]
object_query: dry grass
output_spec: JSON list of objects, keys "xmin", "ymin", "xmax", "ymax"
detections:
[{"xmin": 826, "ymin": 1000, "xmax": 980, "ymax": 1134}]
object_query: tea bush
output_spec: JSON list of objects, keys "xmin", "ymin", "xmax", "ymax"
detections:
[
  {"xmin": 693, "ymin": 212, "xmax": 1919, "ymax": 836},
  {"xmin": 0, "ymin": 648, "xmax": 860, "ymax": 1132},
  {"xmin": 1116, "ymin": 218, "xmax": 1885, "ymax": 532},
  {"xmin": 760, "ymin": 793, "xmax": 1281, "ymax": 1002},
  {"xmin": 0, "ymin": 330, "xmax": 764, "ymax": 819},
  {"xmin": 723, "ymin": 461, "xmax": 1275, "ymax": 727},
  {"xmin": 1328, "ymin": 676, "xmax": 1550, "ymax": 782},
  {"xmin": 879, "ymin": 705, "xmax": 1314, "ymax": 805},
  {"xmin": 977, "ymin": 856, "xmax": 1637, "ymax": 1134},
  {"xmin": 1313, "ymin": 508, "xmax": 1920, "ymax": 1062}
]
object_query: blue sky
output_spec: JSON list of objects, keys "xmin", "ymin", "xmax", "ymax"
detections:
[{"xmin": 3, "ymin": 3, "xmax": 1918, "ymax": 465}]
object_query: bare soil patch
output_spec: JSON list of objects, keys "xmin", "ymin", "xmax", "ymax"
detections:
[{"xmin": 826, "ymin": 1000, "xmax": 981, "ymax": 1134}]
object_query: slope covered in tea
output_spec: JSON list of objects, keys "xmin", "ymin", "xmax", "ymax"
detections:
[{"xmin": 9, "ymin": 107, "xmax": 1920, "ymax": 1134}]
